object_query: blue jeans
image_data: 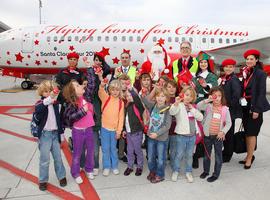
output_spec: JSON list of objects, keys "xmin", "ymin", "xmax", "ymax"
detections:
[
  {"xmin": 147, "ymin": 138, "xmax": 167, "ymax": 178},
  {"xmin": 39, "ymin": 130, "xmax": 66, "ymax": 183},
  {"xmin": 203, "ymin": 135, "xmax": 223, "ymax": 178},
  {"xmin": 171, "ymin": 135, "xmax": 196, "ymax": 173},
  {"xmin": 100, "ymin": 127, "xmax": 118, "ymax": 170}
]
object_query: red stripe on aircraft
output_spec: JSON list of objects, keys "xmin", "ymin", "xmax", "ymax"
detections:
[
  {"xmin": 3, "ymin": 113, "xmax": 31, "ymax": 121},
  {"xmin": 0, "ymin": 105, "xmax": 34, "ymax": 114},
  {"xmin": 0, "ymin": 160, "xmax": 83, "ymax": 200}
]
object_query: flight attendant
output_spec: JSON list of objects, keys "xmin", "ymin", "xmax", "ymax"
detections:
[
  {"xmin": 239, "ymin": 49, "xmax": 270, "ymax": 169},
  {"xmin": 219, "ymin": 59, "xmax": 242, "ymax": 162}
]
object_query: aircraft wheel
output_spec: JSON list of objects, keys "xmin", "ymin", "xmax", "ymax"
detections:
[{"xmin": 21, "ymin": 81, "xmax": 31, "ymax": 89}]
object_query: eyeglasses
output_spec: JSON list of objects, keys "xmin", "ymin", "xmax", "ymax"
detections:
[{"xmin": 180, "ymin": 47, "xmax": 191, "ymax": 50}]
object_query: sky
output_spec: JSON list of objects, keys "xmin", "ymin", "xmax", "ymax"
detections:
[{"xmin": 0, "ymin": 0, "xmax": 269, "ymax": 28}]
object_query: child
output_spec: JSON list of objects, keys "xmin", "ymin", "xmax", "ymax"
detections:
[
  {"xmin": 197, "ymin": 86, "xmax": 232, "ymax": 182},
  {"xmin": 169, "ymin": 86, "xmax": 203, "ymax": 183},
  {"xmin": 138, "ymin": 73, "xmax": 152, "ymax": 97},
  {"xmin": 98, "ymin": 79, "xmax": 124, "ymax": 176},
  {"xmin": 142, "ymin": 88, "xmax": 172, "ymax": 183},
  {"xmin": 122, "ymin": 89, "xmax": 145, "ymax": 176},
  {"xmin": 35, "ymin": 80, "xmax": 66, "ymax": 191},
  {"xmin": 62, "ymin": 66, "xmax": 96, "ymax": 184}
]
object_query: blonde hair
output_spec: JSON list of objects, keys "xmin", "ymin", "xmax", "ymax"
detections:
[
  {"xmin": 37, "ymin": 80, "xmax": 57, "ymax": 96},
  {"xmin": 108, "ymin": 80, "xmax": 123, "ymax": 98},
  {"xmin": 154, "ymin": 88, "xmax": 170, "ymax": 102},
  {"xmin": 118, "ymin": 73, "xmax": 130, "ymax": 81},
  {"xmin": 180, "ymin": 86, "xmax": 197, "ymax": 103},
  {"xmin": 62, "ymin": 80, "xmax": 78, "ymax": 106}
]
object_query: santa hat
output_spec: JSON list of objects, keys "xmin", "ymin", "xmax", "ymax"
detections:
[
  {"xmin": 196, "ymin": 51, "xmax": 210, "ymax": 62},
  {"xmin": 67, "ymin": 52, "xmax": 79, "ymax": 59},
  {"xmin": 140, "ymin": 60, "xmax": 152, "ymax": 75},
  {"xmin": 243, "ymin": 49, "xmax": 261, "ymax": 58},
  {"xmin": 94, "ymin": 51, "xmax": 105, "ymax": 60},
  {"xmin": 221, "ymin": 58, "xmax": 236, "ymax": 67}
]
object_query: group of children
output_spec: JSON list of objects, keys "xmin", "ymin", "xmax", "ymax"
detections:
[{"xmin": 34, "ymin": 63, "xmax": 233, "ymax": 191}]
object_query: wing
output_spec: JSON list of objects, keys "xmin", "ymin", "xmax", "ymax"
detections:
[{"xmin": 206, "ymin": 36, "xmax": 270, "ymax": 64}]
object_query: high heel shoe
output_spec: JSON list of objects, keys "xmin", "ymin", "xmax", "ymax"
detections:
[
  {"xmin": 239, "ymin": 155, "xmax": 255, "ymax": 165},
  {"xmin": 244, "ymin": 156, "xmax": 255, "ymax": 169}
]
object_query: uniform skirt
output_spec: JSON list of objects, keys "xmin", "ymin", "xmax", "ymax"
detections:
[{"xmin": 242, "ymin": 105, "xmax": 263, "ymax": 137}]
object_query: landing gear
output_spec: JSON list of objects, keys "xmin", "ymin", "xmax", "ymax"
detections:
[{"xmin": 21, "ymin": 80, "xmax": 34, "ymax": 89}]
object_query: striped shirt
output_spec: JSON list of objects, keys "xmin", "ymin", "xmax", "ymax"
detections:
[{"xmin": 209, "ymin": 106, "xmax": 222, "ymax": 135}]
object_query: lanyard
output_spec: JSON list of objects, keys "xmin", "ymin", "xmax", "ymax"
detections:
[{"xmin": 243, "ymin": 72, "xmax": 253, "ymax": 98}]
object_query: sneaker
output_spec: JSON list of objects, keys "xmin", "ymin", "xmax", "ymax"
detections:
[
  {"xmin": 75, "ymin": 176, "xmax": 83, "ymax": 184},
  {"xmin": 135, "ymin": 168, "xmax": 143, "ymax": 176},
  {"xmin": 86, "ymin": 172, "xmax": 95, "ymax": 180},
  {"xmin": 151, "ymin": 175, "xmax": 165, "ymax": 184},
  {"xmin": 185, "ymin": 173, "xmax": 194, "ymax": 183},
  {"xmin": 59, "ymin": 177, "xmax": 67, "ymax": 187},
  {"xmin": 39, "ymin": 182, "xmax": 47, "ymax": 191},
  {"xmin": 93, "ymin": 168, "xmax": 99, "ymax": 176},
  {"xmin": 171, "ymin": 172, "xmax": 179, "ymax": 182},
  {"xmin": 112, "ymin": 168, "xmax": 120, "ymax": 175},
  {"xmin": 103, "ymin": 169, "xmax": 110, "ymax": 177},
  {"xmin": 207, "ymin": 175, "xmax": 218, "ymax": 182},
  {"xmin": 124, "ymin": 168, "xmax": 133, "ymax": 176},
  {"xmin": 147, "ymin": 172, "xmax": 156, "ymax": 181},
  {"xmin": 200, "ymin": 172, "xmax": 209, "ymax": 179}
]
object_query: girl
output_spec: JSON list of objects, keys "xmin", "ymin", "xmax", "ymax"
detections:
[
  {"xmin": 239, "ymin": 49, "xmax": 270, "ymax": 169},
  {"xmin": 142, "ymin": 88, "xmax": 172, "ymax": 183},
  {"xmin": 169, "ymin": 86, "xmax": 203, "ymax": 183},
  {"xmin": 98, "ymin": 79, "xmax": 124, "ymax": 176},
  {"xmin": 122, "ymin": 89, "xmax": 145, "ymax": 176},
  {"xmin": 197, "ymin": 86, "xmax": 232, "ymax": 182},
  {"xmin": 35, "ymin": 80, "xmax": 66, "ymax": 191},
  {"xmin": 138, "ymin": 73, "xmax": 152, "ymax": 97},
  {"xmin": 219, "ymin": 59, "xmax": 242, "ymax": 163},
  {"xmin": 192, "ymin": 52, "xmax": 218, "ymax": 168},
  {"xmin": 62, "ymin": 66, "xmax": 96, "ymax": 184}
]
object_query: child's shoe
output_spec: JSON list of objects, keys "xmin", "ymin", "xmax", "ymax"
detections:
[
  {"xmin": 86, "ymin": 172, "xmax": 95, "ymax": 180},
  {"xmin": 75, "ymin": 176, "xmax": 83, "ymax": 184},
  {"xmin": 186, "ymin": 172, "xmax": 194, "ymax": 183},
  {"xmin": 112, "ymin": 168, "xmax": 120, "ymax": 175},
  {"xmin": 93, "ymin": 168, "xmax": 99, "ymax": 176},
  {"xmin": 171, "ymin": 172, "xmax": 179, "ymax": 182},
  {"xmin": 59, "ymin": 177, "xmax": 67, "ymax": 187},
  {"xmin": 103, "ymin": 169, "xmax": 110, "ymax": 176},
  {"xmin": 39, "ymin": 182, "xmax": 47, "ymax": 191},
  {"xmin": 135, "ymin": 168, "xmax": 143, "ymax": 176},
  {"xmin": 147, "ymin": 172, "xmax": 156, "ymax": 181},
  {"xmin": 124, "ymin": 168, "xmax": 133, "ymax": 176},
  {"xmin": 151, "ymin": 175, "xmax": 164, "ymax": 183},
  {"xmin": 207, "ymin": 175, "xmax": 218, "ymax": 182}
]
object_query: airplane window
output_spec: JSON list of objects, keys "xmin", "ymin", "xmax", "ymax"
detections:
[
  {"xmin": 202, "ymin": 38, "xmax": 206, "ymax": 43},
  {"xmin": 113, "ymin": 36, "xmax": 117, "ymax": 41},
  {"xmin": 89, "ymin": 36, "xmax": 94, "ymax": 41},
  {"xmin": 189, "ymin": 37, "xmax": 193, "ymax": 43},
  {"xmin": 168, "ymin": 37, "xmax": 172, "ymax": 42},
  {"xmin": 233, "ymin": 38, "xmax": 237, "ymax": 43},
  {"xmin": 60, "ymin": 36, "xmax": 65, "ymax": 42},
  {"xmin": 226, "ymin": 38, "xmax": 230, "ymax": 44},
  {"xmin": 181, "ymin": 37, "xmax": 186, "ymax": 42},
  {"xmin": 47, "ymin": 36, "xmax": 50, "ymax": 42},
  {"xmin": 211, "ymin": 38, "xmax": 214, "ymax": 43},
  {"xmin": 219, "ymin": 38, "xmax": 223, "ymax": 43},
  {"xmin": 68, "ymin": 36, "xmax": 72, "ymax": 42},
  {"xmin": 53, "ymin": 36, "xmax": 58, "ymax": 42},
  {"xmin": 81, "ymin": 36, "xmax": 86, "ymax": 42},
  {"xmin": 75, "ymin": 36, "xmax": 79, "ymax": 41},
  {"xmin": 105, "ymin": 36, "xmax": 109, "ymax": 41},
  {"xmin": 129, "ymin": 36, "xmax": 133, "ymax": 42},
  {"xmin": 122, "ymin": 36, "xmax": 126, "ymax": 42},
  {"xmin": 153, "ymin": 36, "xmax": 157, "ymax": 42},
  {"xmin": 240, "ymin": 38, "xmax": 244, "ymax": 42},
  {"xmin": 137, "ymin": 36, "xmax": 141, "ymax": 42},
  {"xmin": 97, "ymin": 36, "xmax": 102, "ymax": 41},
  {"xmin": 175, "ymin": 37, "xmax": 179, "ymax": 43}
]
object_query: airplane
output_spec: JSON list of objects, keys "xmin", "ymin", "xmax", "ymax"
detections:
[{"xmin": 0, "ymin": 23, "xmax": 270, "ymax": 89}]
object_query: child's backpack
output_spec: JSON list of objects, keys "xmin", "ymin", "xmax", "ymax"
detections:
[{"xmin": 30, "ymin": 100, "xmax": 42, "ymax": 137}]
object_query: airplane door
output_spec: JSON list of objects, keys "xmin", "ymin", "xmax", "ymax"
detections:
[{"xmin": 21, "ymin": 28, "xmax": 34, "ymax": 53}]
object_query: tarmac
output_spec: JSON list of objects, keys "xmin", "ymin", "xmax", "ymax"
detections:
[{"xmin": 0, "ymin": 76, "xmax": 270, "ymax": 200}]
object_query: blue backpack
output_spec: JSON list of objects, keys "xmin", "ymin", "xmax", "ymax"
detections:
[{"xmin": 30, "ymin": 100, "xmax": 42, "ymax": 137}]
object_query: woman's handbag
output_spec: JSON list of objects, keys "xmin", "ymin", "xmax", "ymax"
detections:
[{"xmin": 233, "ymin": 123, "xmax": 247, "ymax": 154}]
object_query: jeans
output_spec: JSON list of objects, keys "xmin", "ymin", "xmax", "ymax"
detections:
[
  {"xmin": 100, "ymin": 127, "xmax": 118, "ymax": 170},
  {"xmin": 171, "ymin": 135, "xmax": 196, "ymax": 173},
  {"xmin": 127, "ymin": 131, "xmax": 144, "ymax": 169},
  {"xmin": 147, "ymin": 138, "xmax": 167, "ymax": 178},
  {"xmin": 203, "ymin": 135, "xmax": 223, "ymax": 178},
  {"xmin": 39, "ymin": 130, "xmax": 66, "ymax": 183},
  {"xmin": 71, "ymin": 127, "xmax": 94, "ymax": 178}
]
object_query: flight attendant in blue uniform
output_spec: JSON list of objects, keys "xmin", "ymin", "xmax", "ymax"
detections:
[{"xmin": 239, "ymin": 49, "xmax": 270, "ymax": 169}]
